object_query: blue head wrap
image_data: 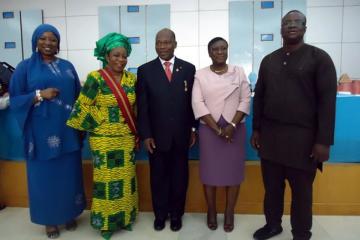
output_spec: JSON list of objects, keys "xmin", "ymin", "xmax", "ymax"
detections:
[
  {"xmin": 31, "ymin": 24, "xmax": 60, "ymax": 53},
  {"xmin": 28, "ymin": 23, "xmax": 61, "ymax": 89},
  {"xmin": 25, "ymin": 24, "xmax": 61, "ymax": 119}
]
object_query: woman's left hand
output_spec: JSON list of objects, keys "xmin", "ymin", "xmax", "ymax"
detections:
[{"xmin": 222, "ymin": 124, "xmax": 235, "ymax": 143}]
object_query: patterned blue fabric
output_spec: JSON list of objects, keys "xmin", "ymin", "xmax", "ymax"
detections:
[
  {"xmin": 9, "ymin": 24, "xmax": 81, "ymax": 161},
  {"xmin": 8, "ymin": 24, "xmax": 85, "ymax": 224}
]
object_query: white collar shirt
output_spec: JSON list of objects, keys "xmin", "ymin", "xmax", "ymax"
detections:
[{"xmin": 159, "ymin": 56, "xmax": 175, "ymax": 72}]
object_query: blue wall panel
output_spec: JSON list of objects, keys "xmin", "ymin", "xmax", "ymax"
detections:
[
  {"xmin": 229, "ymin": 0, "xmax": 305, "ymax": 82},
  {"xmin": 253, "ymin": 0, "xmax": 282, "ymax": 75},
  {"xmin": 282, "ymin": 0, "xmax": 306, "ymax": 17},
  {"xmin": 98, "ymin": 4, "xmax": 170, "ymax": 70},
  {"xmin": 0, "ymin": 9, "xmax": 42, "ymax": 67},
  {"xmin": 146, "ymin": 4, "xmax": 170, "ymax": 61},
  {"xmin": 2, "ymin": 96, "xmax": 359, "ymax": 162},
  {"xmin": 0, "ymin": 11, "xmax": 22, "ymax": 67},
  {"xmin": 0, "ymin": 109, "xmax": 24, "ymax": 160},
  {"xmin": 21, "ymin": 9, "xmax": 43, "ymax": 59},
  {"xmin": 120, "ymin": 5, "xmax": 146, "ymax": 69},
  {"xmin": 229, "ymin": 1, "xmax": 254, "ymax": 76},
  {"xmin": 98, "ymin": 6, "xmax": 121, "ymax": 38}
]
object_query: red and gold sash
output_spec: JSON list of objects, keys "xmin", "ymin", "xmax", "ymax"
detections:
[{"xmin": 98, "ymin": 68, "xmax": 138, "ymax": 143}]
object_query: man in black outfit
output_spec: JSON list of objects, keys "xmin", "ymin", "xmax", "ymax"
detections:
[
  {"xmin": 251, "ymin": 10, "xmax": 337, "ymax": 240},
  {"xmin": 136, "ymin": 28, "xmax": 196, "ymax": 232}
]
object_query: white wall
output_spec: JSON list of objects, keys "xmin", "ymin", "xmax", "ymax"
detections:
[
  {"xmin": 307, "ymin": 0, "xmax": 360, "ymax": 79},
  {"xmin": 1, "ymin": 0, "xmax": 360, "ymax": 80}
]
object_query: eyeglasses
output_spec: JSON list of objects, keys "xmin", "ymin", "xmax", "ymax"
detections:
[{"xmin": 281, "ymin": 19, "xmax": 305, "ymax": 27}]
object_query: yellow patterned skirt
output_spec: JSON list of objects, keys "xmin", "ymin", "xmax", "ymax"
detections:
[{"xmin": 88, "ymin": 134, "xmax": 138, "ymax": 231}]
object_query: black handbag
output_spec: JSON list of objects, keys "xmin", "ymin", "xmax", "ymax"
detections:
[{"xmin": 0, "ymin": 61, "xmax": 15, "ymax": 96}]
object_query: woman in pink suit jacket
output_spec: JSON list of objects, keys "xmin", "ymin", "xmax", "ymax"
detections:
[{"xmin": 192, "ymin": 37, "xmax": 251, "ymax": 232}]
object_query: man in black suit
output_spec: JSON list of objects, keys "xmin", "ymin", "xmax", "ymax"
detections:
[
  {"xmin": 136, "ymin": 28, "xmax": 196, "ymax": 232},
  {"xmin": 251, "ymin": 10, "xmax": 337, "ymax": 240}
]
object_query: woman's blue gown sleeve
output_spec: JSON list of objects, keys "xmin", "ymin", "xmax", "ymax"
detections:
[{"xmin": 9, "ymin": 60, "xmax": 35, "ymax": 134}]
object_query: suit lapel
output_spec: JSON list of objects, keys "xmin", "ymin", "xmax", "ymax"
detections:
[
  {"xmin": 154, "ymin": 57, "xmax": 183, "ymax": 84},
  {"xmin": 171, "ymin": 57, "xmax": 182, "ymax": 83}
]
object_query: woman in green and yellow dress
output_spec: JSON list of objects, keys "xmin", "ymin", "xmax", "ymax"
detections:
[{"xmin": 67, "ymin": 33, "xmax": 138, "ymax": 239}]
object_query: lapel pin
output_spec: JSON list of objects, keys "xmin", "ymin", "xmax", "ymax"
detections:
[{"xmin": 184, "ymin": 80, "xmax": 188, "ymax": 92}]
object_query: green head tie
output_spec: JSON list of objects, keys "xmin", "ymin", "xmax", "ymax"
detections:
[{"xmin": 94, "ymin": 32, "xmax": 132, "ymax": 67}]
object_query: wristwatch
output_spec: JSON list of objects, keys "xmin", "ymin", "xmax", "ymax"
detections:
[
  {"xmin": 229, "ymin": 121, "xmax": 236, "ymax": 128},
  {"xmin": 36, "ymin": 90, "xmax": 43, "ymax": 102}
]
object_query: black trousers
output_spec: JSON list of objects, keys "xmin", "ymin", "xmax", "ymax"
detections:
[
  {"xmin": 261, "ymin": 159, "xmax": 316, "ymax": 240},
  {"xmin": 148, "ymin": 141, "xmax": 189, "ymax": 220}
]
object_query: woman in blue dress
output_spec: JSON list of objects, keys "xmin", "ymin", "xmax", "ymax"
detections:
[{"xmin": 9, "ymin": 24, "xmax": 86, "ymax": 239}]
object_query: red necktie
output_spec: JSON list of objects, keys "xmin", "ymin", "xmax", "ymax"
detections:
[{"xmin": 164, "ymin": 61, "xmax": 172, "ymax": 82}]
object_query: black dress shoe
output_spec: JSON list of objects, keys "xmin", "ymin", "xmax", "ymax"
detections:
[
  {"xmin": 170, "ymin": 218, "xmax": 182, "ymax": 232},
  {"xmin": 154, "ymin": 219, "xmax": 165, "ymax": 231},
  {"xmin": 253, "ymin": 225, "xmax": 283, "ymax": 240}
]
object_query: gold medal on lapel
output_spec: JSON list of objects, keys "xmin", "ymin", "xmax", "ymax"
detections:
[{"xmin": 184, "ymin": 80, "xmax": 188, "ymax": 92}]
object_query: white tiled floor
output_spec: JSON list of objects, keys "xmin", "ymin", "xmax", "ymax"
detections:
[{"xmin": 0, "ymin": 207, "xmax": 359, "ymax": 240}]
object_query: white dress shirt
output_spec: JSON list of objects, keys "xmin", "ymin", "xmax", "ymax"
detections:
[{"xmin": 159, "ymin": 56, "xmax": 175, "ymax": 72}]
